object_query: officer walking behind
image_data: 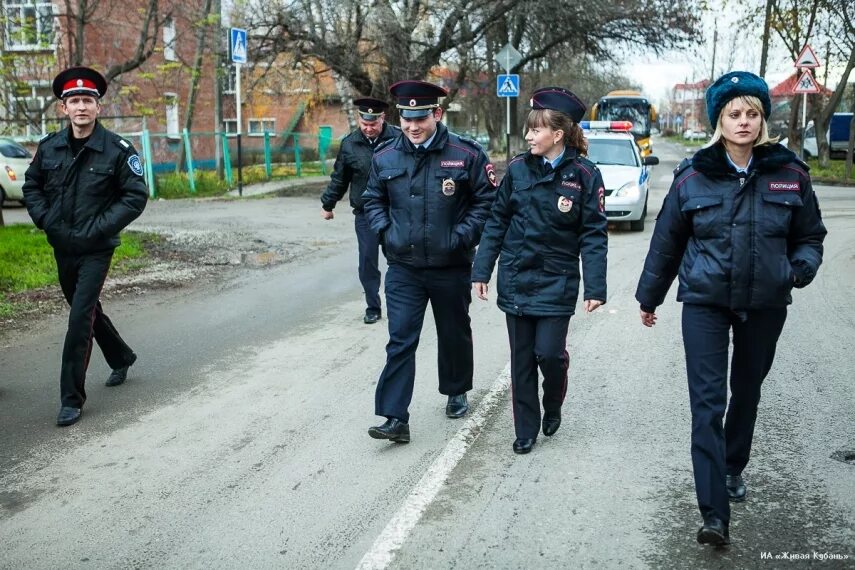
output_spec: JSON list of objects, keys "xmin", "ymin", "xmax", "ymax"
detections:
[
  {"xmin": 22, "ymin": 67, "xmax": 148, "ymax": 427},
  {"xmin": 362, "ymin": 80, "xmax": 497, "ymax": 443},
  {"xmin": 320, "ymin": 97, "xmax": 399, "ymax": 324},
  {"xmin": 635, "ymin": 71, "xmax": 826, "ymax": 546},
  {"xmin": 472, "ymin": 87, "xmax": 608, "ymax": 455}
]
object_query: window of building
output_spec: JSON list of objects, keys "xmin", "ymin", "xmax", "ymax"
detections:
[
  {"xmin": 223, "ymin": 119, "xmax": 237, "ymax": 135},
  {"xmin": 163, "ymin": 17, "xmax": 176, "ymax": 61},
  {"xmin": 3, "ymin": 1, "xmax": 55, "ymax": 50},
  {"xmin": 247, "ymin": 118, "xmax": 275, "ymax": 136},
  {"xmin": 164, "ymin": 92, "xmax": 179, "ymax": 138}
]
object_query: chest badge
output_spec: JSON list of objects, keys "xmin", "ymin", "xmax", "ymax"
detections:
[
  {"xmin": 557, "ymin": 195, "xmax": 573, "ymax": 213},
  {"xmin": 442, "ymin": 178, "xmax": 456, "ymax": 196}
]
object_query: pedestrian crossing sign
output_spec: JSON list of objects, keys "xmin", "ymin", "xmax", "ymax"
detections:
[
  {"xmin": 231, "ymin": 28, "xmax": 247, "ymax": 64},
  {"xmin": 497, "ymin": 74, "xmax": 520, "ymax": 98}
]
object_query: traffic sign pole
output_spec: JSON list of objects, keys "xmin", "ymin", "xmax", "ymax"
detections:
[{"xmin": 236, "ymin": 63, "xmax": 243, "ymax": 196}]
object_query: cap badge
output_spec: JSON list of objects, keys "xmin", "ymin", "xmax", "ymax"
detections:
[
  {"xmin": 367, "ymin": 108, "xmax": 374, "ymax": 113},
  {"xmin": 442, "ymin": 178, "xmax": 456, "ymax": 196},
  {"xmin": 557, "ymin": 196, "xmax": 573, "ymax": 213},
  {"xmin": 409, "ymin": 99, "xmax": 417, "ymax": 107},
  {"xmin": 76, "ymin": 79, "xmax": 83, "ymax": 87},
  {"xmin": 731, "ymin": 77, "xmax": 739, "ymax": 83}
]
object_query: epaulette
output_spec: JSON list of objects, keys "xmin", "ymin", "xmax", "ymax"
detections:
[
  {"xmin": 374, "ymin": 138, "xmax": 395, "ymax": 152},
  {"xmin": 113, "ymin": 136, "xmax": 135, "ymax": 153},
  {"xmin": 673, "ymin": 157, "xmax": 693, "ymax": 177},
  {"xmin": 792, "ymin": 155, "xmax": 810, "ymax": 173},
  {"xmin": 456, "ymin": 135, "xmax": 485, "ymax": 153},
  {"xmin": 39, "ymin": 131, "xmax": 58, "ymax": 142}
]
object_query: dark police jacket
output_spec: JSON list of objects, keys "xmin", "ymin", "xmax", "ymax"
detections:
[
  {"xmin": 362, "ymin": 123, "xmax": 496, "ymax": 268},
  {"xmin": 23, "ymin": 121, "xmax": 148, "ymax": 255},
  {"xmin": 320, "ymin": 122, "xmax": 399, "ymax": 213},
  {"xmin": 471, "ymin": 149, "xmax": 608, "ymax": 317},
  {"xmin": 636, "ymin": 142, "xmax": 826, "ymax": 312}
]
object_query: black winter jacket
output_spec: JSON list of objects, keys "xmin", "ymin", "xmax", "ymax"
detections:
[
  {"xmin": 320, "ymin": 122, "xmax": 399, "ymax": 212},
  {"xmin": 636, "ymin": 142, "xmax": 826, "ymax": 311},
  {"xmin": 23, "ymin": 121, "xmax": 148, "ymax": 254},
  {"xmin": 362, "ymin": 123, "xmax": 497, "ymax": 268},
  {"xmin": 472, "ymin": 149, "xmax": 608, "ymax": 316}
]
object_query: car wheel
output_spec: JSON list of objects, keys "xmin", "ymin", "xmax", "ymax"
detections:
[{"xmin": 630, "ymin": 200, "xmax": 647, "ymax": 232}]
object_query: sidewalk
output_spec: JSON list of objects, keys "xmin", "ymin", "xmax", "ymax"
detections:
[{"xmin": 225, "ymin": 174, "xmax": 330, "ymax": 198}]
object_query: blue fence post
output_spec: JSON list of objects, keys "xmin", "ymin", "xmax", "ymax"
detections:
[
  {"xmin": 182, "ymin": 128, "xmax": 196, "ymax": 193},
  {"xmin": 141, "ymin": 129, "xmax": 156, "ymax": 198},
  {"xmin": 221, "ymin": 132, "xmax": 233, "ymax": 187}
]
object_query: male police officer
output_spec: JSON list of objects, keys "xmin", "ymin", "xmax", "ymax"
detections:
[
  {"xmin": 23, "ymin": 66, "xmax": 148, "ymax": 426},
  {"xmin": 362, "ymin": 80, "xmax": 497, "ymax": 442},
  {"xmin": 321, "ymin": 97, "xmax": 399, "ymax": 324}
]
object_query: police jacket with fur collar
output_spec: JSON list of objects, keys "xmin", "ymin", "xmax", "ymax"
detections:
[
  {"xmin": 636, "ymin": 142, "xmax": 826, "ymax": 312},
  {"xmin": 321, "ymin": 122, "xmax": 399, "ymax": 213},
  {"xmin": 362, "ymin": 122, "xmax": 497, "ymax": 268},
  {"xmin": 472, "ymin": 149, "xmax": 608, "ymax": 317},
  {"xmin": 23, "ymin": 121, "xmax": 148, "ymax": 255}
]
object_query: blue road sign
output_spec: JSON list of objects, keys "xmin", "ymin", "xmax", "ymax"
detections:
[
  {"xmin": 230, "ymin": 28, "xmax": 247, "ymax": 64},
  {"xmin": 497, "ymin": 74, "xmax": 520, "ymax": 98}
]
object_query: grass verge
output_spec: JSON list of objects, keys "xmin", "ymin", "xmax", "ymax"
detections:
[
  {"xmin": 155, "ymin": 162, "xmax": 328, "ymax": 199},
  {"xmin": 0, "ymin": 225, "xmax": 150, "ymax": 318}
]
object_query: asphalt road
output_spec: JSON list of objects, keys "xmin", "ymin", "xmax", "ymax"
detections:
[{"xmin": 1, "ymin": 139, "xmax": 854, "ymax": 569}]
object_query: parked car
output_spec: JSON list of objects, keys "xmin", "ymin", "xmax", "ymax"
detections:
[
  {"xmin": 683, "ymin": 129, "xmax": 708, "ymax": 141},
  {"xmin": 0, "ymin": 138, "xmax": 31, "ymax": 207},
  {"xmin": 582, "ymin": 122, "xmax": 659, "ymax": 231},
  {"xmin": 781, "ymin": 114, "xmax": 854, "ymax": 159}
]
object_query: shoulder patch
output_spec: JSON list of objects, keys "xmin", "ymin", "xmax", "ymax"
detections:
[{"xmin": 127, "ymin": 154, "xmax": 144, "ymax": 176}]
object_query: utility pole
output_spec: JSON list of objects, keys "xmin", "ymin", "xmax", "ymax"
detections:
[
  {"xmin": 213, "ymin": 0, "xmax": 223, "ymax": 178},
  {"xmin": 710, "ymin": 21, "xmax": 718, "ymax": 82}
]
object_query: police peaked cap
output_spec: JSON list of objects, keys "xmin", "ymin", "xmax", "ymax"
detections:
[
  {"xmin": 529, "ymin": 86, "xmax": 586, "ymax": 123},
  {"xmin": 52, "ymin": 66, "xmax": 108, "ymax": 100},
  {"xmin": 706, "ymin": 71, "xmax": 771, "ymax": 126},
  {"xmin": 353, "ymin": 97, "xmax": 388, "ymax": 120},
  {"xmin": 389, "ymin": 80, "xmax": 448, "ymax": 118}
]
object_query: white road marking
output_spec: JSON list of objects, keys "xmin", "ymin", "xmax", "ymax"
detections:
[{"xmin": 355, "ymin": 363, "xmax": 512, "ymax": 570}]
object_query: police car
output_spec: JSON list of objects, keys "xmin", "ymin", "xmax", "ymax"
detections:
[{"xmin": 581, "ymin": 121, "xmax": 659, "ymax": 231}]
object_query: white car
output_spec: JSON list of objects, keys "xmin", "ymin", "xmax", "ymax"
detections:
[
  {"xmin": 582, "ymin": 122, "xmax": 659, "ymax": 231},
  {"xmin": 0, "ymin": 138, "xmax": 31, "ymax": 207}
]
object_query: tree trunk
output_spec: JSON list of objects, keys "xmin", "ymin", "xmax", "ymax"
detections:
[
  {"xmin": 176, "ymin": 0, "xmax": 214, "ymax": 173},
  {"xmin": 786, "ymin": 96, "xmax": 802, "ymax": 154},
  {"xmin": 759, "ymin": 0, "xmax": 775, "ymax": 77},
  {"xmin": 845, "ymin": 112, "xmax": 855, "ymax": 180}
]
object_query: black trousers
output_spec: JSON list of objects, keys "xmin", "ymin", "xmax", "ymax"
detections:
[
  {"xmin": 506, "ymin": 314, "xmax": 571, "ymax": 439},
  {"xmin": 682, "ymin": 303, "xmax": 787, "ymax": 525},
  {"xmin": 374, "ymin": 264, "xmax": 473, "ymax": 422},
  {"xmin": 55, "ymin": 250, "xmax": 136, "ymax": 408},
  {"xmin": 354, "ymin": 211, "xmax": 381, "ymax": 313}
]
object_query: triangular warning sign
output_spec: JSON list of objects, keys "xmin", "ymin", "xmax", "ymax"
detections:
[
  {"xmin": 793, "ymin": 70, "xmax": 821, "ymax": 94},
  {"xmin": 794, "ymin": 44, "xmax": 820, "ymax": 68},
  {"xmin": 499, "ymin": 77, "xmax": 518, "ymax": 95}
]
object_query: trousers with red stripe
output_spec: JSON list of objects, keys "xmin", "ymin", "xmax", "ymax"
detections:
[
  {"xmin": 55, "ymin": 250, "xmax": 136, "ymax": 408},
  {"xmin": 506, "ymin": 314, "xmax": 570, "ymax": 439}
]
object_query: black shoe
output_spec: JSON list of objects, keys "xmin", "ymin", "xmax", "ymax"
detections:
[
  {"xmin": 513, "ymin": 438, "xmax": 536, "ymax": 454},
  {"xmin": 542, "ymin": 410, "xmax": 561, "ymax": 436},
  {"xmin": 56, "ymin": 406, "xmax": 82, "ymax": 427},
  {"xmin": 368, "ymin": 418, "xmax": 410, "ymax": 443},
  {"xmin": 726, "ymin": 474, "xmax": 746, "ymax": 502},
  {"xmin": 363, "ymin": 310, "xmax": 381, "ymax": 324},
  {"xmin": 697, "ymin": 517, "xmax": 730, "ymax": 546},
  {"xmin": 445, "ymin": 394, "xmax": 469, "ymax": 418},
  {"xmin": 106, "ymin": 353, "xmax": 137, "ymax": 387}
]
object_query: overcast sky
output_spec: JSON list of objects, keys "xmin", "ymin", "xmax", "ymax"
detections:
[{"xmin": 622, "ymin": 3, "xmax": 850, "ymax": 106}]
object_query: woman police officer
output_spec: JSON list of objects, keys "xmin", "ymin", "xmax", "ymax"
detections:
[{"xmin": 635, "ymin": 71, "xmax": 826, "ymax": 545}]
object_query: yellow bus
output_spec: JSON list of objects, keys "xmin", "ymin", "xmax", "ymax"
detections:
[{"xmin": 590, "ymin": 91, "xmax": 658, "ymax": 156}]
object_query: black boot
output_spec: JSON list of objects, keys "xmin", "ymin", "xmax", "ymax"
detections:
[
  {"xmin": 56, "ymin": 406, "xmax": 82, "ymax": 427},
  {"xmin": 445, "ymin": 394, "xmax": 469, "ymax": 418},
  {"xmin": 368, "ymin": 418, "xmax": 410, "ymax": 443},
  {"xmin": 542, "ymin": 410, "xmax": 561, "ymax": 436},
  {"xmin": 726, "ymin": 474, "xmax": 746, "ymax": 502},
  {"xmin": 697, "ymin": 517, "xmax": 730, "ymax": 546}
]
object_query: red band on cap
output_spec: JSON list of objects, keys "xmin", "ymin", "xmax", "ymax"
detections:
[{"xmin": 63, "ymin": 78, "xmax": 97, "ymax": 92}]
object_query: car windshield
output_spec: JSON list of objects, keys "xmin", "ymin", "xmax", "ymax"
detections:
[
  {"xmin": 596, "ymin": 99, "xmax": 651, "ymax": 137},
  {"xmin": 587, "ymin": 139, "xmax": 639, "ymax": 167},
  {"xmin": 0, "ymin": 140, "xmax": 31, "ymax": 159}
]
